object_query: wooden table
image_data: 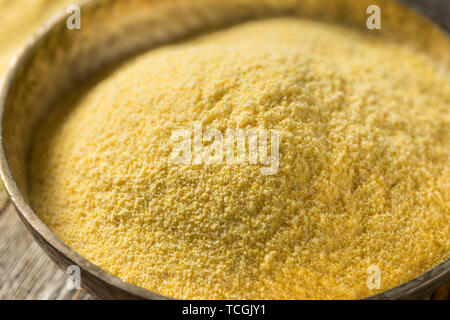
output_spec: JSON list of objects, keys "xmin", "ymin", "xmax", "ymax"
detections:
[{"xmin": 0, "ymin": 204, "xmax": 91, "ymax": 300}]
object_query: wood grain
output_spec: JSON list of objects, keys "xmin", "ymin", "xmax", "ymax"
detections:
[{"xmin": 0, "ymin": 204, "xmax": 91, "ymax": 300}]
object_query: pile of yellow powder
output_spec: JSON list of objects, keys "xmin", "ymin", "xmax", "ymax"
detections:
[{"xmin": 30, "ymin": 18, "xmax": 450, "ymax": 299}]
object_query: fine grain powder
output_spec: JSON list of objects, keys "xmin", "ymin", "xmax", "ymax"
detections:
[{"xmin": 30, "ymin": 18, "xmax": 450, "ymax": 299}]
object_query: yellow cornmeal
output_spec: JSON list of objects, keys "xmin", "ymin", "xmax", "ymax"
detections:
[
  {"xmin": 30, "ymin": 18, "xmax": 450, "ymax": 299},
  {"xmin": 0, "ymin": 0, "xmax": 72, "ymax": 207}
]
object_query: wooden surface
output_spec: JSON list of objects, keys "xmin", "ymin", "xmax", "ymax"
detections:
[{"xmin": 0, "ymin": 204, "xmax": 91, "ymax": 300}]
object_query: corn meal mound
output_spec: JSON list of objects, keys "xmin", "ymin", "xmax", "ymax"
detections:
[{"xmin": 30, "ymin": 18, "xmax": 450, "ymax": 299}]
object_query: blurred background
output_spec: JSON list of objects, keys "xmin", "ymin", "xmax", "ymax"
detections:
[{"xmin": 402, "ymin": 0, "xmax": 450, "ymax": 31}]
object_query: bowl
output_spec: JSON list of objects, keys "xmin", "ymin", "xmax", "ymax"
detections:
[{"xmin": 0, "ymin": 0, "xmax": 449, "ymax": 299}]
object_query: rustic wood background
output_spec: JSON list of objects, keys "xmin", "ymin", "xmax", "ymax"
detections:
[{"xmin": 0, "ymin": 204, "xmax": 91, "ymax": 300}]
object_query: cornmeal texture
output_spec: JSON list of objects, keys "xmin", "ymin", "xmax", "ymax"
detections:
[{"xmin": 30, "ymin": 18, "xmax": 450, "ymax": 299}]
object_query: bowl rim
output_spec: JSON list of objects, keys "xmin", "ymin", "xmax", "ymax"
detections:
[{"xmin": 0, "ymin": 0, "xmax": 448, "ymax": 300}]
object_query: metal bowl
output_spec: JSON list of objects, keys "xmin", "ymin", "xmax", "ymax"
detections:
[{"xmin": 0, "ymin": 0, "xmax": 448, "ymax": 299}]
